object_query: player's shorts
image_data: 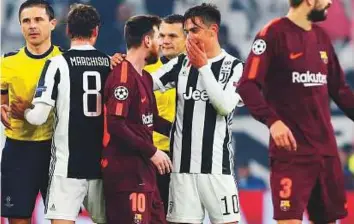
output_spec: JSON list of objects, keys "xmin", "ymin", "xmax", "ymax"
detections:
[
  {"xmin": 270, "ymin": 155, "xmax": 348, "ymax": 223},
  {"xmin": 1, "ymin": 138, "xmax": 51, "ymax": 218},
  {"xmin": 44, "ymin": 175, "xmax": 106, "ymax": 222},
  {"xmin": 167, "ymin": 173, "xmax": 241, "ymax": 223},
  {"xmin": 104, "ymin": 189, "xmax": 166, "ymax": 224},
  {"xmin": 156, "ymin": 171, "xmax": 170, "ymax": 215},
  {"xmin": 83, "ymin": 179, "xmax": 106, "ymax": 223}
]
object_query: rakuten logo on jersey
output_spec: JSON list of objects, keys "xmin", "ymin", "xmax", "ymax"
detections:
[
  {"xmin": 142, "ymin": 113, "xmax": 153, "ymax": 127},
  {"xmin": 183, "ymin": 87, "xmax": 209, "ymax": 101},
  {"xmin": 292, "ymin": 71, "xmax": 327, "ymax": 87}
]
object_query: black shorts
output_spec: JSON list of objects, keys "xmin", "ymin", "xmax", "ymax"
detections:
[{"xmin": 1, "ymin": 138, "xmax": 51, "ymax": 218}]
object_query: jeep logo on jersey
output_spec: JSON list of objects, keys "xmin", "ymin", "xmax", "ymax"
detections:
[
  {"xmin": 183, "ymin": 87, "xmax": 209, "ymax": 101},
  {"xmin": 292, "ymin": 71, "xmax": 327, "ymax": 87},
  {"xmin": 142, "ymin": 113, "xmax": 153, "ymax": 127}
]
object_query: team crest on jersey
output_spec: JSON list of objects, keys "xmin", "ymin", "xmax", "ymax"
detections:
[
  {"xmin": 280, "ymin": 200, "xmax": 291, "ymax": 211},
  {"xmin": 252, "ymin": 39, "xmax": 267, "ymax": 55},
  {"xmin": 133, "ymin": 214, "xmax": 143, "ymax": 224},
  {"xmin": 319, "ymin": 51, "xmax": 328, "ymax": 64},
  {"xmin": 114, "ymin": 86, "xmax": 129, "ymax": 100}
]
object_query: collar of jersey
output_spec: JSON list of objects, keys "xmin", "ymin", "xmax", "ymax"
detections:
[
  {"xmin": 24, "ymin": 45, "xmax": 54, "ymax": 59},
  {"xmin": 69, "ymin": 45, "xmax": 96, "ymax": 51},
  {"xmin": 207, "ymin": 49, "xmax": 226, "ymax": 63}
]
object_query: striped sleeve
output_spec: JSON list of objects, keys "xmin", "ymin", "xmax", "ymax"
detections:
[
  {"xmin": 152, "ymin": 54, "xmax": 185, "ymax": 92},
  {"xmin": 199, "ymin": 59, "xmax": 244, "ymax": 116},
  {"xmin": 104, "ymin": 61, "xmax": 136, "ymax": 118},
  {"xmin": 237, "ymin": 19, "xmax": 281, "ymax": 127},
  {"xmin": 33, "ymin": 57, "xmax": 61, "ymax": 106}
]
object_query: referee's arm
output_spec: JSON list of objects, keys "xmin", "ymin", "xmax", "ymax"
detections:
[
  {"xmin": 199, "ymin": 63, "xmax": 244, "ymax": 116},
  {"xmin": 1, "ymin": 59, "xmax": 11, "ymax": 129}
]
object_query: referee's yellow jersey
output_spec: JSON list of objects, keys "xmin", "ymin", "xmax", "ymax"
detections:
[
  {"xmin": 144, "ymin": 57, "xmax": 175, "ymax": 152},
  {"xmin": 0, "ymin": 45, "xmax": 62, "ymax": 141}
]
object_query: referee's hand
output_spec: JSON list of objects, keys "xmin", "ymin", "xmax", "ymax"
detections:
[
  {"xmin": 150, "ymin": 150, "xmax": 173, "ymax": 175},
  {"xmin": 270, "ymin": 120, "xmax": 297, "ymax": 151},
  {"xmin": 0, "ymin": 105, "xmax": 12, "ymax": 130},
  {"xmin": 10, "ymin": 96, "xmax": 31, "ymax": 120}
]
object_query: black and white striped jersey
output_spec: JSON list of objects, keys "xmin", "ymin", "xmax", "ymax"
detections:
[
  {"xmin": 33, "ymin": 45, "xmax": 111, "ymax": 179},
  {"xmin": 153, "ymin": 50, "xmax": 243, "ymax": 174}
]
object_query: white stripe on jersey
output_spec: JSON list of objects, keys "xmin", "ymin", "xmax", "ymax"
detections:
[
  {"xmin": 190, "ymin": 77, "xmax": 206, "ymax": 173},
  {"xmin": 44, "ymin": 55, "xmax": 71, "ymax": 177}
]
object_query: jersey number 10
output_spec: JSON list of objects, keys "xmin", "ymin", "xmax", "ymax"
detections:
[{"xmin": 83, "ymin": 71, "xmax": 102, "ymax": 117}]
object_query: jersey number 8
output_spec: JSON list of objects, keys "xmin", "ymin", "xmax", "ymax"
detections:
[{"xmin": 83, "ymin": 71, "xmax": 102, "ymax": 117}]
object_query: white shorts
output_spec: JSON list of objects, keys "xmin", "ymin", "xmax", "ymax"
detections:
[
  {"xmin": 45, "ymin": 175, "xmax": 106, "ymax": 223},
  {"xmin": 167, "ymin": 173, "xmax": 240, "ymax": 224}
]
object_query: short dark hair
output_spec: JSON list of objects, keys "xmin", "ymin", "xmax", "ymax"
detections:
[
  {"xmin": 124, "ymin": 15, "xmax": 161, "ymax": 50},
  {"xmin": 163, "ymin": 14, "xmax": 184, "ymax": 25},
  {"xmin": 19, "ymin": 0, "xmax": 55, "ymax": 22},
  {"xmin": 289, "ymin": 0, "xmax": 303, "ymax": 7},
  {"xmin": 67, "ymin": 3, "xmax": 101, "ymax": 39},
  {"xmin": 184, "ymin": 3, "xmax": 221, "ymax": 27}
]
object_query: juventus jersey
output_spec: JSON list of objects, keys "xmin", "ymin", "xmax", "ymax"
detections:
[
  {"xmin": 153, "ymin": 50, "xmax": 243, "ymax": 174},
  {"xmin": 33, "ymin": 45, "xmax": 111, "ymax": 179}
]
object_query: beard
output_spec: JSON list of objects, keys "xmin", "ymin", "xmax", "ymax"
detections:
[
  {"xmin": 307, "ymin": 4, "xmax": 330, "ymax": 22},
  {"xmin": 145, "ymin": 50, "xmax": 159, "ymax": 65}
]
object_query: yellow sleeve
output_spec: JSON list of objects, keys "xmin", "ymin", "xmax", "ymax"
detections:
[
  {"xmin": 349, "ymin": 154, "xmax": 354, "ymax": 175},
  {"xmin": 0, "ymin": 57, "xmax": 9, "ymax": 92}
]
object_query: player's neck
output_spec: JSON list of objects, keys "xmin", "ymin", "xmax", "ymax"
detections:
[
  {"xmin": 287, "ymin": 8, "xmax": 312, "ymax": 31},
  {"xmin": 25, "ymin": 40, "xmax": 52, "ymax": 56},
  {"xmin": 71, "ymin": 38, "xmax": 94, "ymax": 47},
  {"xmin": 126, "ymin": 49, "xmax": 146, "ymax": 76},
  {"xmin": 206, "ymin": 42, "xmax": 222, "ymax": 59}
]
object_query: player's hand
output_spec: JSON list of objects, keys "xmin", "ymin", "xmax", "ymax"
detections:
[
  {"xmin": 270, "ymin": 120, "xmax": 297, "ymax": 151},
  {"xmin": 110, "ymin": 53, "xmax": 126, "ymax": 69},
  {"xmin": 10, "ymin": 96, "xmax": 31, "ymax": 120},
  {"xmin": 150, "ymin": 150, "xmax": 173, "ymax": 175},
  {"xmin": 0, "ymin": 104, "xmax": 12, "ymax": 130},
  {"xmin": 186, "ymin": 38, "xmax": 208, "ymax": 69}
]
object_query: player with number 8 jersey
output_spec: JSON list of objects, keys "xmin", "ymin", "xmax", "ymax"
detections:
[{"xmin": 24, "ymin": 4, "xmax": 110, "ymax": 223}]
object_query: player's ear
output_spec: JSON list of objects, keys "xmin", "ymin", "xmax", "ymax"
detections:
[
  {"xmin": 92, "ymin": 26, "xmax": 99, "ymax": 38},
  {"xmin": 49, "ymin": 18, "xmax": 57, "ymax": 31},
  {"xmin": 143, "ymin": 35, "xmax": 152, "ymax": 48},
  {"xmin": 210, "ymin": 24, "xmax": 219, "ymax": 37},
  {"xmin": 305, "ymin": 0, "xmax": 315, "ymax": 7}
]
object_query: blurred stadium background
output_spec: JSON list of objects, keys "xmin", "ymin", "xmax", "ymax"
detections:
[{"xmin": 0, "ymin": 0, "xmax": 353, "ymax": 223}]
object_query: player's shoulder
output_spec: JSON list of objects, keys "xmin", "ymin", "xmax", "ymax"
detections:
[
  {"xmin": 111, "ymin": 60, "xmax": 136, "ymax": 82},
  {"xmin": 223, "ymin": 50, "xmax": 244, "ymax": 68},
  {"xmin": 95, "ymin": 49, "xmax": 110, "ymax": 59},
  {"xmin": 256, "ymin": 17, "xmax": 286, "ymax": 38}
]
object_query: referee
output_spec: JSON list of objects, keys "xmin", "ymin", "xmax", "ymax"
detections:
[
  {"xmin": 144, "ymin": 14, "xmax": 186, "ymax": 214},
  {"xmin": 0, "ymin": 1, "xmax": 62, "ymax": 224}
]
